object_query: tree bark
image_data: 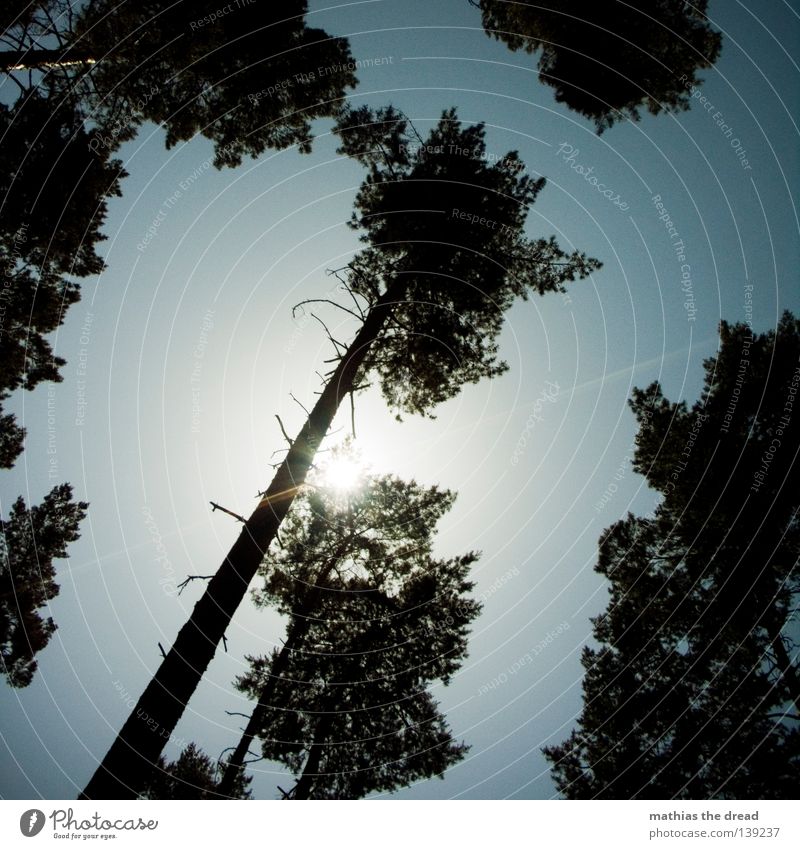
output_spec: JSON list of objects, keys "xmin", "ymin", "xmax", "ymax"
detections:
[
  {"xmin": 80, "ymin": 285, "xmax": 400, "ymax": 800},
  {"xmin": 767, "ymin": 619, "xmax": 800, "ymax": 714},
  {"xmin": 0, "ymin": 48, "xmax": 95, "ymax": 71},
  {"xmin": 217, "ymin": 607, "xmax": 314, "ymax": 797},
  {"xmin": 291, "ymin": 713, "xmax": 335, "ymax": 800}
]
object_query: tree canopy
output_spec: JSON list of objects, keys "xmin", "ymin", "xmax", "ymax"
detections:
[
  {"xmin": 335, "ymin": 105, "xmax": 601, "ymax": 415},
  {"xmin": 544, "ymin": 313, "xmax": 800, "ymax": 798},
  {"xmin": 474, "ymin": 0, "xmax": 722, "ymax": 132},
  {"xmin": 0, "ymin": 85, "xmax": 125, "ymax": 468},
  {"xmin": 1, "ymin": 484, "xmax": 88, "ymax": 687},
  {"xmin": 233, "ymin": 468, "xmax": 481, "ymax": 798},
  {"xmin": 140, "ymin": 742, "xmax": 251, "ymax": 800},
  {"xmin": 70, "ymin": 0, "xmax": 357, "ymax": 166}
]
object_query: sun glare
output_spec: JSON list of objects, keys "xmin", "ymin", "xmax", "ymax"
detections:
[{"xmin": 321, "ymin": 453, "xmax": 365, "ymax": 492}]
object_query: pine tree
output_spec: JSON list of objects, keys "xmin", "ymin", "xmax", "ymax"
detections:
[
  {"xmin": 81, "ymin": 108, "xmax": 599, "ymax": 799},
  {"xmin": 474, "ymin": 0, "xmax": 722, "ymax": 132},
  {"xmin": 220, "ymin": 468, "xmax": 480, "ymax": 797},
  {"xmin": 544, "ymin": 313, "xmax": 800, "ymax": 798},
  {"xmin": 1, "ymin": 484, "xmax": 88, "ymax": 687}
]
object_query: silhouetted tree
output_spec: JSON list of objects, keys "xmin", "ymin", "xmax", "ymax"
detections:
[
  {"xmin": 0, "ymin": 484, "xmax": 88, "ymax": 686},
  {"xmin": 2, "ymin": 1, "xmax": 357, "ymax": 166},
  {"xmin": 0, "ymin": 86, "xmax": 126, "ymax": 467},
  {"xmin": 82, "ymin": 107, "xmax": 599, "ymax": 799},
  {"xmin": 140, "ymin": 742, "xmax": 251, "ymax": 799},
  {"xmin": 220, "ymin": 470, "xmax": 480, "ymax": 797},
  {"xmin": 473, "ymin": 0, "xmax": 722, "ymax": 132},
  {"xmin": 544, "ymin": 313, "xmax": 800, "ymax": 798}
]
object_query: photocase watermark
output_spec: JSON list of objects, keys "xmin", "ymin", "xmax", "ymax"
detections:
[
  {"xmin": 141, "ymin": 506, "xmax": 176, "ymax": 596},
  {"xmin": 74, "ymin": 312, "xmax": 93, "ymax": 426},
  {"xmin": 554, "ymin": 143, "xmax": 630, "ymax": 211},
  {"xmin": 189, "ymin": 0, "xmax": 256, "ymax": 31},
  {"xmin": 511, "ymin": 381, "xmax": 560, "ymax": 466},
  {"xmin": 191, "ymin": 309, "xmax": 215, "ymax": 434},
  {"xmin": 477, "ymin": 621, "xmax": 570, "ymax": 695},
  {"xmin": 751, "ymin": 360, "xmax": 799, "ymax": 494},
  {"xmin": 652, "ymin": 194, "xmax": 696, "ymax": 322},
  {"xmin": 248, "ymin": 55, "xmax": 393, "ymax": 104},
  {"xmin": 679, "ymin": 75, "xmax": 752, "ymax": 170},
  {"xmin": 87, "ymin": 84, "xmax": 160, "ymax": 153},
  {"xmin": 21, "ymin": 804, "xmax": 159, "ymax": 836}
]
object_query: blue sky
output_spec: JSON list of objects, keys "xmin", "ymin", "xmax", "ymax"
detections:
[{"xmin": 1, "ymin": 0, "xmax": 799, "ymax": 799}]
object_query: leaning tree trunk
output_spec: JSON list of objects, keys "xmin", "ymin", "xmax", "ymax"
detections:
[{"xmin": 81, "ymin": 285, "xmax": 400, "ymax": 800}]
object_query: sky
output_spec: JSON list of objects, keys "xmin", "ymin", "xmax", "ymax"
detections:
[{"xmin": 1, "ymin": 0, "xmax": 799, "ymax": 800}]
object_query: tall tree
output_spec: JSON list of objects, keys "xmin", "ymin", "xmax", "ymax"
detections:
[
  {"xmin": 544, "ymin": 313, "xmax": 800, "ymax": 798},
  {"xmin": 220, "ymin": 470, "xmax": 480, "ymax": 797},
  {"xmin": 1, "ymin": 484, "xmax": 88, "ymax": 687},
  {"xmin": 0, "ymin": 87, "xmax": 126, "ymax": 468},
  {"xmin": 473, "ymin": 0, "xmax": 722, "ymax": 132},
  {"xmin": 81, "ymin": 108, "xmax": 600, "ymax": 799}
]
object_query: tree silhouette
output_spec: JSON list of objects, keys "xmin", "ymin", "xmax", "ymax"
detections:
[
  {"xmin": 473, "ymin": 0, "xmax": 722, "ymax": 132},
  {"xmin": 81, "ymin": 108, "xmax": 599, "ymax": 799},
  {"xmin": 0, "ymin": 86, "xmax": 126, "ymax": 468},
  {"xmin": 1, "ymin": 484, "xmax": 88, "ymax": 687},
  {"xmin": 140, "ymin": 742, "xmax": 251, "ymax": 800},
  {"xmin": 2, "ymin": 1, "xmax": 357, "ymax": 167},
  {"xmin": 544, "ymin": 313, "xmax": 800, "ymax": 798},
  {"xmin": 219, "ymin": 469, "xmax": 480, "ymax": 798}
]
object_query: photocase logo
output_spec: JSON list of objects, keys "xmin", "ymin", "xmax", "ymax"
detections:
[{"xmin": 19, "ymin": 809, "xmax": 46, "ymax": 837}]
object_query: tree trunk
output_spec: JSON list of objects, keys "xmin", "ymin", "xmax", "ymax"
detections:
[
  {"xmin": 0, "ymin": 48, "xmax": 96, "ymax": 71},
  {"xmin": 80, "ymin": 285, "xmax": 399, "ymax": 800},
  {"xmin": 217, "ymin": 608, "xmax": 314, "ymax": 797},
  {"xmin": 291, "ymin": 713, "xmax": 335, "ymax": 800},
  {"xmin": 767, "ymin": 619, "xmax": 800, "ymax": 714}
]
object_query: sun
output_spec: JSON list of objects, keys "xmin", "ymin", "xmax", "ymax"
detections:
[{"xmin": 320, "ymin": 452, "xmax": 365, "ymax": 493}]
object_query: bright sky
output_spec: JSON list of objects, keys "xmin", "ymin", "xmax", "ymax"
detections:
[{"xmin": 1, "ymin": 0, "xmax": 799, "ymax": 799}]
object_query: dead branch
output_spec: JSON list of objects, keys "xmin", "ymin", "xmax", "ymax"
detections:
[
  {"xmin": 292, "ymin": 297, "xmax": 364, "ymax": 323},
  {"xmin": 289, "ymin": 393, "xmax": 311, "ymax": 417},
  {"xmin": 275, "ymin": 414, "xmax": 293, "ymax": 447},
  {"xmin": 210, "ymin": 501, "xmax": 247, "ymax": 523},
  {"xmin": 177, "ymin": 574, "xmax": 215, "ymax": 595}
]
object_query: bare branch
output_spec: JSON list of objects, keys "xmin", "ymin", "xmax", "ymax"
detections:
[
  {"xmin": 293, "ymin": 297, "xmax": 364, "ymax": 323},
  {"xmin": 275, "ymin": 414, "xmax": 293, "ymax": 447},
  {"xmin": 289, "ymin": 393, "xmax": 311, "ymax": 417},
  {"xmin": 310, "ymin": 312, "xmax": 348, "ymax": 356},
  {"xmin": 210, "ymin": 501, "xmax": 247, "ymax": 523},
  {"xmin": 177, "ymin": 574, "xmax": 215, "ymax": 595}
]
